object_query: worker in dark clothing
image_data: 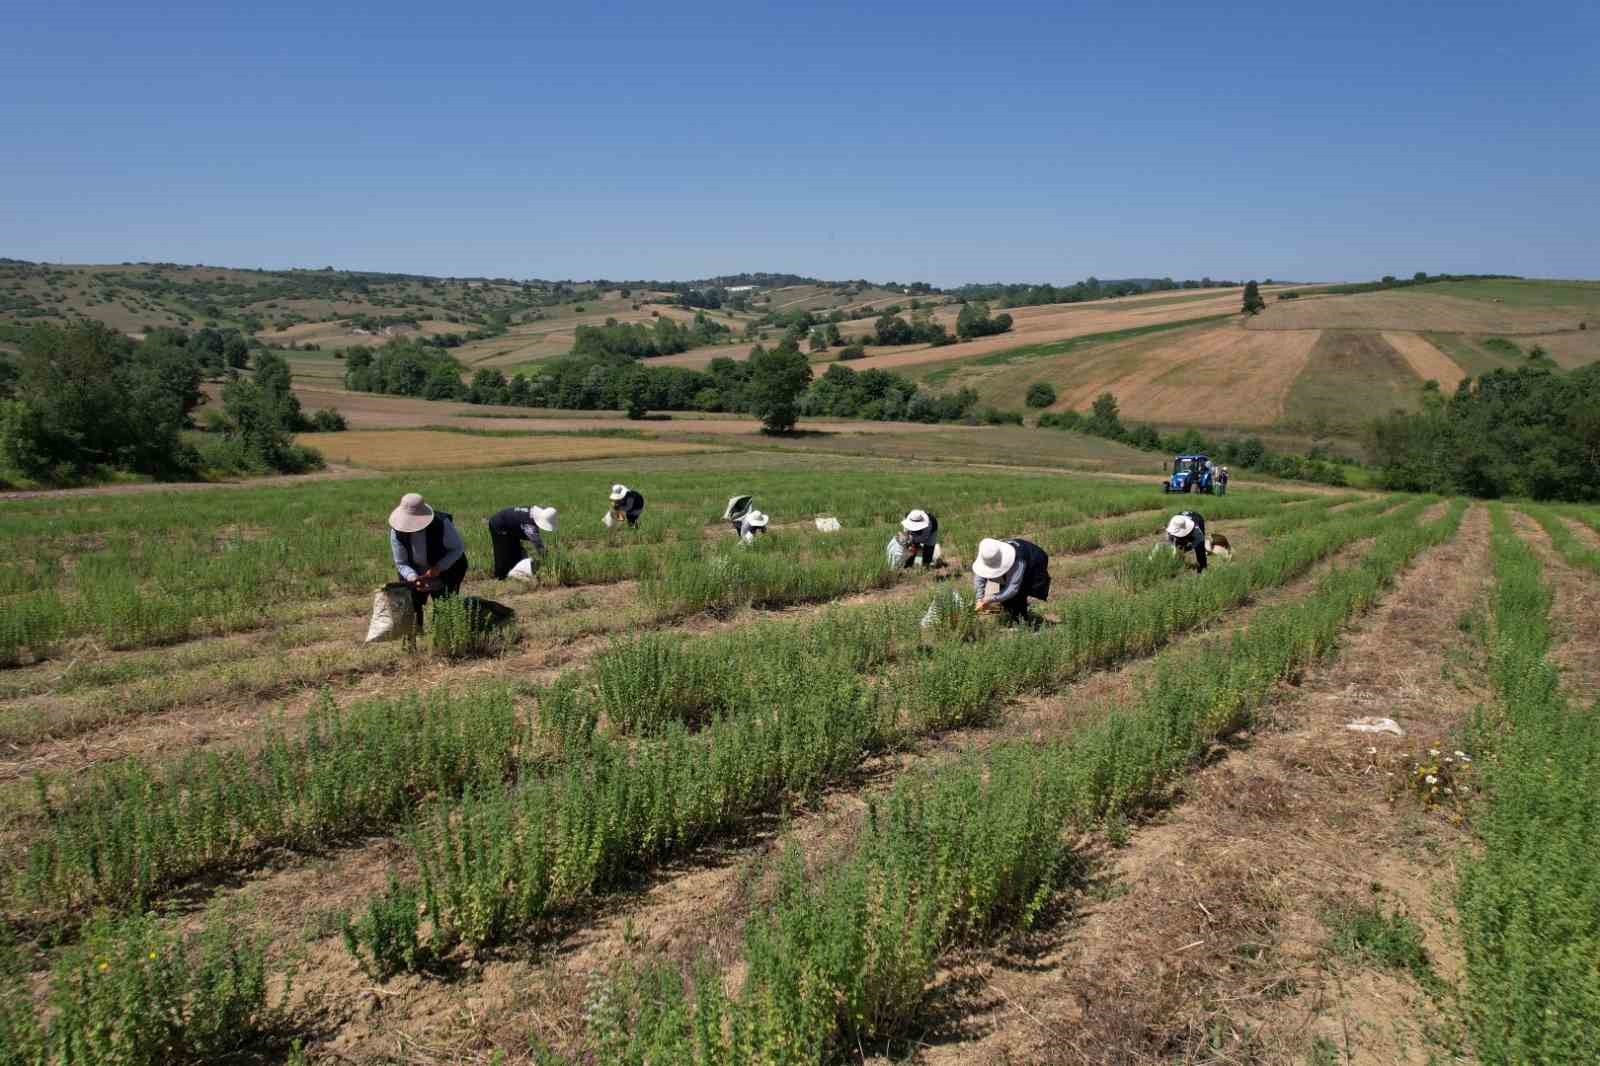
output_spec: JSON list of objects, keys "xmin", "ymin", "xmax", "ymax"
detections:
[
  {"xmin": 1166, "ymin": 511, "xmax": 1209, "ymax": 573},
  {"xmin": 1217, "ymin": 467, "xmax": 1230, "ymax": 496},
  {"xmin": 486, "ymin": 505, "xmax": 558, "ymax": 579},
  {"xmin": 608, "ymin": 484, "xmax": 645, "ymax": 527},
  {"xmin": 388, "ymin": 492, "xmax": 469, "ymax": 626},
  {"xmin": 972, "ymin": 537, "xmax": 1051, "ymax": 628},
  {"xmin": 896, "ymin": 509, "xmax": 940, "ymax": 568}
]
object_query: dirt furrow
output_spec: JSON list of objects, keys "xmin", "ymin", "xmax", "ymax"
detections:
[
  {"xmin": 1511, "ymin": 512, "xmax": 1600, "ymax": 705},
  {"xmin": 915, "ymin": 504, "xmax": 1489, "ymax": 1066}
]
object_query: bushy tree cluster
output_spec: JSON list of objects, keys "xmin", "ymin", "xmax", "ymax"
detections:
[
  {"xmin": 343, "ymin": 342, "xmax": 468, "ymax": 400},
  {"xmin": 570, "ymin": 314, "xmax": 729, "ymax": 359},
  {"xmin": 1038, "ymin": 391, "xmax": 1351, "ymax": 486},
  {"xmin": 1369, "ymin": 364, "xmax": 1600, "ymax": 500},
  {"xmin": 955, "ymin": 302, "xmax": 1014, "ymax": 340},
  {"xmin": 801, "ymin": 363, "xmax": 980, "ymax": 423},
  {"xmin": 0, "ymin": 321, "xmax": 322, "ymax": 484},
  {"xmin": 873, "ymin": 313, "xmax": 952, "ymax": 347},
  {"xmin": 953, "ymin": 275, "xmax": 1241, "ymax": 309}
]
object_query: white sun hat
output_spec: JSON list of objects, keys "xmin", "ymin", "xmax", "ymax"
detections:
[
  {"xmin": 972, "ymin": 537, "xmax": 1016, "ymax": 580},
  {"xmin": 746, "ymin": 510, "xmax": 769, "ymax": 529},
  {"xmin": 530, "ymin": 505, "xmax": 558, "ymax": 533},
  {"xmin": 901, "ymin": 509, "xmax": 931, "ymax": 532},
  {"xmin": 609, "ymin": 483, "xmax": 629, "ymax": 501},
  {"xmin": 1167, "ymin": 514, "xmax": 1196, "ymax": 539},
  {"xmin": 389, "ymin": 493, "xmax": 435, "ymax": 534}
]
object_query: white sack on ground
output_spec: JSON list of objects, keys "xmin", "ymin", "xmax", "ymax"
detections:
[
  {"xmin": 508, "ymin": 557, "xmax": 535, "ymax": 582},
  {"xmin": 365, "ymin": 584, "xmax": 416, "ymax": 643},
  {"xmin": 815, "ymin": 515, "xmax": 842, "ymax": 532}
]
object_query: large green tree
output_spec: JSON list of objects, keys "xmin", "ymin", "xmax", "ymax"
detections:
[
  {"xmin": 745, "ymin": 343, "xmax": 813, "ymax": 434},
  {"xmin": 1241, "ymin": 281, "xmax": 1266, "ymax": 315}
]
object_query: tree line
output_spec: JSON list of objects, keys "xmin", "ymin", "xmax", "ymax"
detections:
[
  {"xmin": 0, "ymin": 322, "xmax": 336, "ymax": 487},
  {"xmin": 1369, "ymin": 363, "xmax": 1600, "ymax": 500},
  {"xmin": 952, "ymin": 275, "xmax": 1242, "ymax": 309}
]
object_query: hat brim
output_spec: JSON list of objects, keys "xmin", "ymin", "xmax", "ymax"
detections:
[
  {"xmin": 1167, "ymin": 520, "xmax": 1194, "ymax": 539},
  {"xmin": 901, "ymin": 516, "xmax": 930, "ymax": 532},
  {"xmin": 389, "ymin": 505, "xmax": 434, "ymax": 533},
  {"xmin": 609, "ymin": 492, "xmax": 627, "ymax": 502},
  {"xmin": 533, "ymin": 513, "xmax": 556, "ymax": 533},
  {"xmin": 971, "ymin": 542, "xmax": 1016, "ymax": 580}
]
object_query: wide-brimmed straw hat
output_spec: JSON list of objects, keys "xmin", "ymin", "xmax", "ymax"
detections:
[
  {"xmin": 609, "ymin": 483, "xmax": 629, "ymax": 501},
  {"xmin": 1166, "ymin": 514, "xmax": 1195, "ymax": 539},
  {"xmin": 530, "ymin": 505, "xmax": 558, "ymax": 533},
  {"xmin": 389, "ymin": 493, "xmax": 435, "ymax": 534},
  {"xmin": 901, "ymin": 509, "xmax": 931, "ymax": 532},
  {"xmin": 746, "ymin": 510, "xmax": 769, "ymax": 529},
  {"xmin": 972, "ymin": 537, "xmax": 1016, "ymax": 579}
]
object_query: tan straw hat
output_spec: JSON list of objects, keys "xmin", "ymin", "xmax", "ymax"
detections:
[
  {"xmin": 972, "ymin": 537, "xmax": 1016, "ymax": 580},
  {"xmin": 389, "ymin": 493, "xmax": 435, "ymax": 534},
  {"xmin": 901, "ymin": 509, "xmax": 931, "ymax": 532},
  {"xmin": 530, "ymin": 505, "xmax": 558, "ymax": 533},
  {"xmin": 1166, "ymin": 514, "xmax": 1195, "ymax": 539}
]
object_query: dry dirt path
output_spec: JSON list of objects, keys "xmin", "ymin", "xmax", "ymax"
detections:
[
  {"xmin": 240, "ymin": 513, "xmax": 1385, "ymax": 1063},
  {"xmin": 1511, "ymin": 511, "xmax": 1600, "ymax": 705},
  {"xmin": 912, "ymin": 504, "xmax": 1488, "ymax": 1066}
]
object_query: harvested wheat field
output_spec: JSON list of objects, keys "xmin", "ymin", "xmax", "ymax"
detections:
[
  {"xmin": 296, "ymin": 429, "xmax": 725, "ymax": 469},
  {"xmin": 1382, "ymin": 330, "xmax": 1467, "ymax": 391},
  {"xmin": 1248, "ymin": 286, "xmax": 1586, "ymax": 334},
  {"xmin": 965, "ymin": 321, "xmax": 1321, "ymax": 426}
]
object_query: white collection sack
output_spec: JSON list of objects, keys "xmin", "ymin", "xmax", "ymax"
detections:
[
  {"xmin": 507, "ymin": 557, "xmax": 536, "ymax": 582},
  {"xmin": 602, "ymin": 509, "xmax": 617, "ymax": 529},
  {"xmin": 814, "ymin": 515, "xmax": 842, "ymax": 532},
  {"xmin": 365, "ymin": 583, "xmax": 417, "ymax": 643}
]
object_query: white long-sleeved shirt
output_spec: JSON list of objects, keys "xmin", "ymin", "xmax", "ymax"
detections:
[{"xmin": 389, "ymin": 518, "xmax": 464, "ymax": 582}]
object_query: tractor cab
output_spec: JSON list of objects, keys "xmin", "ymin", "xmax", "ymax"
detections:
[{"xmin": 1164, "ymin": 454, "xmax": 1215, "ymax": 494}]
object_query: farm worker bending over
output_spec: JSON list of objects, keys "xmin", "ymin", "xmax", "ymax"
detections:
[
  {"xmin": 1166, "ymin": 511, "xmax": 1208, "ymax": 573},
  {"xmin": 896, "ymin": 509, "xmax": 940, "ymax": 568},
  {"xmin": 608, "ymin": 484, "xmax": 645, "ymax": 528},
  {"xmin": 388, "ymin": 493, "xmax": 468, "ymax": 625},
  {"xmin": 738, "ymin": 509, "xmax": 770, "ymax": 544},
  {"xmin": 487, "ymin": 505, "xmax": 558, "ymax": 579},
  {"xmin": 972, "ymin": 537, "xmax": 1051, "ymax": 628}
]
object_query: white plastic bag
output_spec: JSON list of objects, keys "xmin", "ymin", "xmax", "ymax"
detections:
[
  {"xmin": 602, "ymin": 509, "xmax": 617, "ymax": 529},
  {"xmin": 815, "ymin": 515, "xmax": 842, "ymax": 532},
  {"xmin": 886, "ymin": 535, "xmax": 907, "ymax": 568},
  {"xmin": 365, "ymin": 583, "xmax": 417, "ymax": 644},
  {"xmin": 920, "ymin": 587, "xmax": 966, "ymax": 629},
  {"xmin": 508, "ymin": 557, "xmax": 535, "ymax": 582}
]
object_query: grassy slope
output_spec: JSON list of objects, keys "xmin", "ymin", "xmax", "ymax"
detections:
[{"xmin": 1282, "ymin": 329, "xmax": 1422, "ymax": 432}]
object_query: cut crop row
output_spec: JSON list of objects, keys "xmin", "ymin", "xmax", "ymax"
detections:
[{"xmin": 549, "ymin": 501, "xmax": 1467, "ymax": 1065}]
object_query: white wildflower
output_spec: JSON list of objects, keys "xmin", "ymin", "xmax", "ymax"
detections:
[{"xmin": 1425, "ymin": 774, "xmax": 1439, "ymax": 785}]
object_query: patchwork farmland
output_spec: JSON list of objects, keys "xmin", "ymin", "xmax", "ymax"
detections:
[{"xmin": 3, "ymin": 444, "xmax": 1598, "ymax": 1065}]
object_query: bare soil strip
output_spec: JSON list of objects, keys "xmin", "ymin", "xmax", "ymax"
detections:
[
  {"xmin": 1383, "ymin": 331, "xmax": 1467, "ymax": 392},
  {"xmin": 230, "ymin": 521, "xmax": 1373, "ymax": 1063},
  {"xmin": 1512, "ymin": 512, "xmax": 1600, "ymax": 705},
  {"xmin": 912, "ymin": 504, "xmax": 1488, "ymax": 1066}
]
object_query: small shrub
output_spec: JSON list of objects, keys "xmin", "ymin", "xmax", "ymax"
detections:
[
  {"xmin": 1326, "ymin": 902, "xmax": 1435, "ymax": 987},
  {"xmin": 309, "ymin": 407, "xmax": 347, "ymax": 432},
  {"xmin": 342, "ymin": 876, "xmax": 430, "ymax": 979},
  {"xmin": 1024, "ymin": 382, "xmax": 1056, "ymax": 408},
  {"xmin": 836, "ymin": 344, "xmax": 865, "ymax": 361},
  {"xmin": 429, "ymin": 595, "xmax": 516, "ymax": 659},
  {"xmin": 1112, "ymin": 544, "xmax": 1186, "ymax": 592}
]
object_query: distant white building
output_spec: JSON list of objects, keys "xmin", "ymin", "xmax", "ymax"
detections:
[{"xmin": 727, "ymin": 285, "xmax": 757, "ymax": 293}]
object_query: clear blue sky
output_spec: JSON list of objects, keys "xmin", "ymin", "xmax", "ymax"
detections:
[{"xmin": 3, "ymin": 0, "xmax": 1595, "ymax": 286}]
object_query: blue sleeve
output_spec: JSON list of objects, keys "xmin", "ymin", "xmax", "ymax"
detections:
[
  {"xmin": 435, "ymin": 518, "xmax": 465, "ymax": 572},
  {"xmin": 973, "ymin": 572, "xmax": 986, "ymax": 599},
  {"xmin": 390, "ymin": 529, "xmax": 418, "ymax": 582},
  {"xmin": 990, "ymin": 562, "xmax": 1026, "ymax": 603},
  {"xmin": 523, "ymin": 525, "xmax": 545, "ymax": 554}
]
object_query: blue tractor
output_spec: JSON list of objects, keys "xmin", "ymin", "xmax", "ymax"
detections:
[{"xmin": 1163, "ymin": 454, "xmax": 1215, "ymax": 494}]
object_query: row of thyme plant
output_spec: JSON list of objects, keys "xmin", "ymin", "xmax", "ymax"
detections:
[
  {"xmin": 548, "ymin": 500, "xmax": 1466, "ymax": 1065},
  {"xmin": 8, "ymin": 494, "xmax": 1336, "ymax": 917},
  {"xmin": 333, "ymin": 496, "xmax": 1420, "ymax": 969},
  {"xmin": 1455, "ymin": 507, "xmax": 1600, "ymax": 1064}
]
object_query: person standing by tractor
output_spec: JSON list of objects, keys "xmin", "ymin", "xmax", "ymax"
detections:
[
  {"xmin": 972, "ymin": 537, "xmax": 1051, "ymax": 627},
  {"xmin": 486, "ymin": 504, "xmax": 558, "ymax": 579},
  {"xmin": 1218, "ymin": 467, "xmax": 1230, "ymax": 495},
  {"xmin": 1166, "ymin": 511, "xmax": 1209, "ymax": 573},
  {"xmin": 388, "ymin": 493, "xmax": 469, "ymax": 626},
  {"xmin": 607, "ymin": 484, "xmax": 645, "ymax": 528}
]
